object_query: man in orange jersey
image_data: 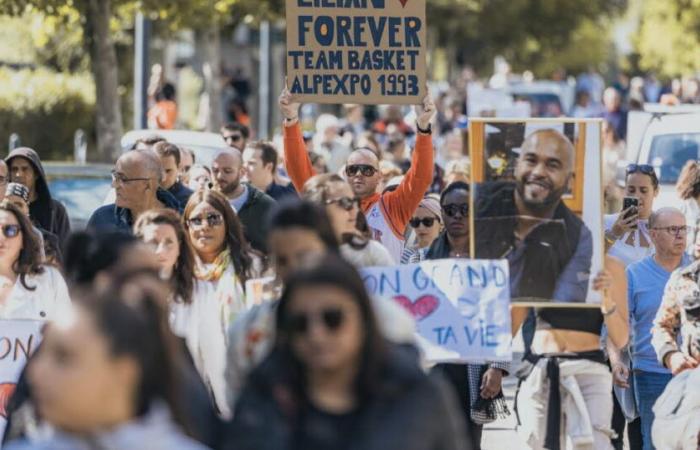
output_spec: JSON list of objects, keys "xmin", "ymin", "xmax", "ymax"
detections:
[{"xmin": 279, "ymin": 88, "xmax": 436, "ymax": 263}]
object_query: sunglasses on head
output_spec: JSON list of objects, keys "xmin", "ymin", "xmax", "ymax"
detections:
[
  {"xmin": 287, "ymin": 307, "xmax": 345, "ymax": 336},
  {"xmin": 1, "ymin": 224, "xmax": 20, "ymax": 238},
  {"xmin": 626, "ymin": 164, "xmax": 655, "ymax": 176},
  {"xmin": 187, "ymin": 212, "xmax": 224, "ymax": 228},
  {"xmin": 409, "ymin": 217, "xmax": 438, "ymax": 228},
  {"xmin": 345, "ymin": 164, "xmax": 377, "ymax": 178},
  {"xmin": 325, "ymin": 196, "xmax": 359, "ymax": 211},
  {"xmin": 442, "ymin": 204, "xmax": 469, "ymax": 218}
]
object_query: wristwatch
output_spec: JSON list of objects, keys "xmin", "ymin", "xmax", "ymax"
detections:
[{"xmin": 416, "ymin": 123, "xmax": 432, "ymax": 135}]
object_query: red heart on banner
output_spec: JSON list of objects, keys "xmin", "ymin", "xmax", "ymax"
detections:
[
  {"xmin": 0, "ymin": 383, "xmax": 17, "ymax": 419},
  {"xmin": 398, "ymin": 0, "xmax": 408, "ymax": 6},
  {"xmin": 393, "ymin": 295, "xmax": 439, "ymax": 320}
]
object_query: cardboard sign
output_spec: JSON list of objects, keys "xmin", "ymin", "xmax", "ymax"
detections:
[
  {"xmin": 362, "ymin": 259, "xmax": 512, "ymax": 363},
  {"xmin": 286, "ymin": 0, "xmax": 427, "ymax": 104},
  {"xmin": 0, "ymin": 320, "xmax": 43, "ymax": 441}
]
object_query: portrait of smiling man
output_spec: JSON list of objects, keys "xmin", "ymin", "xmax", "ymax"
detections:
[{"xmin": 474, "ymin": 128, "xmax": 593, "ymax": 304}]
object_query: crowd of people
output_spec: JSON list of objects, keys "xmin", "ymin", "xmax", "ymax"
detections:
[{"xmin": 0, "ymin": 75, "xmax": 699, "ymax": 450}]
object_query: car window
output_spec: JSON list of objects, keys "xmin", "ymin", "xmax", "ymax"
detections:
[
  {"xmin": 48, "ymin": 177, "xmax": 112, "ymax": 224},
  {"xmin": 647, "ymin": 133, "xmax": 700, "ymax": 184}
]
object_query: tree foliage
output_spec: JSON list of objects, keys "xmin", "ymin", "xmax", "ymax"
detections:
[
  {"xmin": 634, "ymin": 0, "xmax": 700, "ymax": 78},
  {"xmin": 428, "ymin": 0, "xmax": 626, "ymax": 76}
]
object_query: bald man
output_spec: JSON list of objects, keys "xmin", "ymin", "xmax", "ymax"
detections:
[
  {"xmin": 475, "ymin": 128, "xmax": 593, "ymax": 304},
  {"xmin": 279, "ymin": 88, "xmax": 437, "ymax": 262},
  {"xmin": 212, "ymin": 147, "xmax": 275, "ymax": 252},
  {"xmin": 88, "ymin": 150, "xmax": 181, "ymax": 233}
]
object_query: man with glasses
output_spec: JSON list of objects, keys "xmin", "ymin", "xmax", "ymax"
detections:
[
  {"xmin": 88, "ymin": 150, "xmax": 181, "ymax": 233},
  {"xmin": 623, "ymin": 207, "xmax": 691, "ymax": 450},
  {"xmin": 221, "ymin": 122, "xmax": 250, "ymax": 151},
  {"xmin": 279, "ymin": 88, "xmax": 437, "ymax": 262}
]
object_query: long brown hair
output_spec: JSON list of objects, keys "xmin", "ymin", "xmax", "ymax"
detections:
[
  {"xmin": 676, "ymin": 160, "xmax": 700, "ymax": 200},
  {"xmin": 134, "ymin": 209, "xmax": 196, "ymax": 304},
  {"xmin": 73, "ymin": 272, "xmax": 191, "ymax": 435},
  {"xmin": 183, "ymin": 189, "xmax": 254, "ymax": 283},
  {"xmin": 0, "ymin": 201, "xmax": 44, "ymax": 290},
  {"xmin": 302, "ymin": 174, "xmax": 370, "ymax": 249}
]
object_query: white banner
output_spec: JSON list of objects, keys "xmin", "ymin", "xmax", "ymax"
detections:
[
  {"xmin": 0, "ymin": 319, "xmax": 43, "ymax": 443},
  {"xmin": 362, "ymin": 259, "xmax": 512, "ymax": 363}
]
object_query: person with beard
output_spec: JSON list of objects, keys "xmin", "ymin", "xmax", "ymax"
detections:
[{"xmin": 211, "ymin": 148, "xmax": 275, "ymax": 253}]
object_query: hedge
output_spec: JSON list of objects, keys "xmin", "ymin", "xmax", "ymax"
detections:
[{"xmin": 0, "ymin": 67, "xmax": 95, "ymax": 161}]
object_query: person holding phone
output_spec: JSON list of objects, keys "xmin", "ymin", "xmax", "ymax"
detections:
[
  {"xmin": 604, "ymin": 164, "xmax": 659, "ymax": 267},
  {"xmin": 603, "ymin": 164, "xmax": 659, "ymax": 450}
]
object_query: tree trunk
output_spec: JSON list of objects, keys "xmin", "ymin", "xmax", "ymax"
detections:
[
  {"xmin": 84, "ymin": 0, "xmax": 123, "ymax": 162},
  {"xmin": 201, "ymin": 24, "xmax": 223, "ymax": 132}
]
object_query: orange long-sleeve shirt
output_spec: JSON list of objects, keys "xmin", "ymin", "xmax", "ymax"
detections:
[{"xmin": 283, "ymin": 122, "xmax": 434, "ymax": 238}]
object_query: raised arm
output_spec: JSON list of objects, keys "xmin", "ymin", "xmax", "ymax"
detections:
[
  {"xmin": 381, "ymin": 93, "xmax": 437, "ymax": 233},
  {"xmin": 279, "ymin": 88, "xmax": 315, "ymax": 192}
]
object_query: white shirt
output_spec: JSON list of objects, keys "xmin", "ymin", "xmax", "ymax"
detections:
[
  {"xmin": 605, "ymin": 214, "xmax": 655, "ymax": 268},
  {"xmin": 0, "ymin": 266, "xmax": 71, "ymax": 320},
  {"xmin": 340, "ymin": 240, "xmax": 395, "ymax": 268}
]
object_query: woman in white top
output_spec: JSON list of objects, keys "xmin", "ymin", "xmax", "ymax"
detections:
[
  {"xmin": 134, "ymin": 209, "xmax": 229, "ymax": 418},
  {"xmin": 301, "ymin": 173, "xmax": 394, "ymax": 267},
  {"xmin": 604, "ymin": 164, "xmax": 659, "ymax": 267},
  {"xmin": 0, "ymin": 201, "xmax": 70, "ymax": 321},
  {"xmin": 183, "ymin": 190, "xmax": 260, "ymax": 327},
  {"xmin": 675, "ymin": 160, "xmax": 700, "ymax": 255}
]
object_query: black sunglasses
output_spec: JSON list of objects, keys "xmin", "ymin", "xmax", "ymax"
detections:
[
  {"xmin": 442, "ymin": 204, "xmax": 469, "ymax": 218},
  {"xmin": 626, "ymin": 164, "xmax": 655, "ymax": 176},
  {"xmin": 410, "ymin": 217, "xmax": 438, "ymax": 228},
  {"xmin": 1, "ymin": 224, "xmax": 21, "ymax": 238},
  {"xmin": 325, "ymin": 196, "xmax": 359, "ymax": 211},
  {"xmin": 345, "ymin": 164, "xmax": 377, "ymax": 177},
  {"xmin": 187, "ymin": 212, "xmax": 224, "ymax": 228},
  {"xmin": 224, "ymin": 134, "xmax": 243, "ymax": 142},
  {"xmin": 287, "ymin": 308, "xmax": 345, "ymax": 336}
]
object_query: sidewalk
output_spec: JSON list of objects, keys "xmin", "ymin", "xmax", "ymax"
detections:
[{"xmin": 481, "ymin": 374, "xmax": 520, "ymax": 449}]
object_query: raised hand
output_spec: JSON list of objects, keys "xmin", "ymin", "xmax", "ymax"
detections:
[
  {"xmin": 279, "ymin": 86, "xmax": 300, "ymax": 123},
  {"xmin": 414, "ymin": 89, "xmax": 436, "ymax": 131}
]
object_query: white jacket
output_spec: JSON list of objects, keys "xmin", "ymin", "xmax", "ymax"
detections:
[
  {"xmin": 652, "ymin": 366, "xmax": 700, "ymax": 450},
  {"xmin": 170, "ymin": 281, "xmax": 230, "ymax": 419},
  {"xmin": 0, "ymin": 266, "xmax": 70, "ymax": 321}
]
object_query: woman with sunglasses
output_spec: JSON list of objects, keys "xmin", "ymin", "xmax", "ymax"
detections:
[
  {"xmin": 605, "ymin": 164, "xmax": 659, "ymax": 267},
  {"xmin": 401, "ymin": 195, "xmax": 443, "ymax": 264},
  {"xmin": 302, "ymin": 174, "xmax": 394, "ymax": 267},
  {"xmin": 225, "ymin": 200, "xmax": 415, "ymax": 405},
  {"xmin": 225, "ymin": 255, "xmax": 467, "ymax": 450},
  {"xmin": 0, "ymin": 201, "xmax": 70, "ymax": 320},
  {"xmin": 134, "ymin": 209, "xmax": 229, "ymax": 418},
  {"xmin": 422, "ymin": 182, "xmax": 508, "ymax": 449},
  {"xmin": 183, "ymin": 190, "xmax": 262, "ymax": 328},
  {"xmin": 5, "ymin": 274, "xmax": 212, "ymax": 450}
]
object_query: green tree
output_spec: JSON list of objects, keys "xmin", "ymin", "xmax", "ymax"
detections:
[
  {"xmin": 428, "ymin": 0, "xmax": 626, "ymax": 77},
  {"xmin": 634, "ymin": 0, "xmax": 700, "ymax": 78}
]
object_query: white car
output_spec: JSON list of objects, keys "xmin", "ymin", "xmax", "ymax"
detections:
[
  {"xmin": 121, "ymin": 129, "xmax": 227, "ymax": 167},
  {"xmin": 623, "ymin": 111, "xmax": 700, "ymax": 208}
]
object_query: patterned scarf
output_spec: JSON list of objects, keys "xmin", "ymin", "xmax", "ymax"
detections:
[{"xmin": 195, "ymin": 250, "xmax": 232, "ymax": 282}]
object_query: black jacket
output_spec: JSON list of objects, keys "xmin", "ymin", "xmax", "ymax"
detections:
[
  {"xmin": 168, "ymin": 181, "xmax": 194, "ymax": 209},
  {"xmin": 473, "ymin": 181, "xmax": 583, "ymax": 300},
  {"xmin": 6, "ymin": 148, "xmax": 70, "ymax": 242},
  {"xmin": 238, "ymin": 184, "xmax": 276, "ymax": 253},
  {"xmin": 224, "ymin": 344, "xmax": 470, "ymax": 450},
  {"xmin": 87, "ymin": 188, "xmax": 181, "ymax": 234}
]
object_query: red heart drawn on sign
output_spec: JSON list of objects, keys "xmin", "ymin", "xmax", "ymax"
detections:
[
  {"xmin": 398, "ymin": 0, "xmax": 408, "ymax": 6},
  {"xmin": 0, "ymin": 383, "xmax": 17, "ymax": 418},
  {"xmin": 393, "ymin": 295, "xmax": 439, "ymax": 320}
]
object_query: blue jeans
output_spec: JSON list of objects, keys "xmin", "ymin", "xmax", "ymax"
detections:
[{"xmin": 634, "ymin": 370, "xmax": 672, "ymax": 450}]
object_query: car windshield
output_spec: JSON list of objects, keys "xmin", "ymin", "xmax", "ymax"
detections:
[
  {"xmin": 185, "ymin": 145, "xmax": 222, "ymax": 168},
  {"xmin": 48, "ymin": 177, "xmax": 112, "ymax": 226},
  {"xmin": 647, "ymin": 133, "xmax": 700, "ymax": 184}
]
